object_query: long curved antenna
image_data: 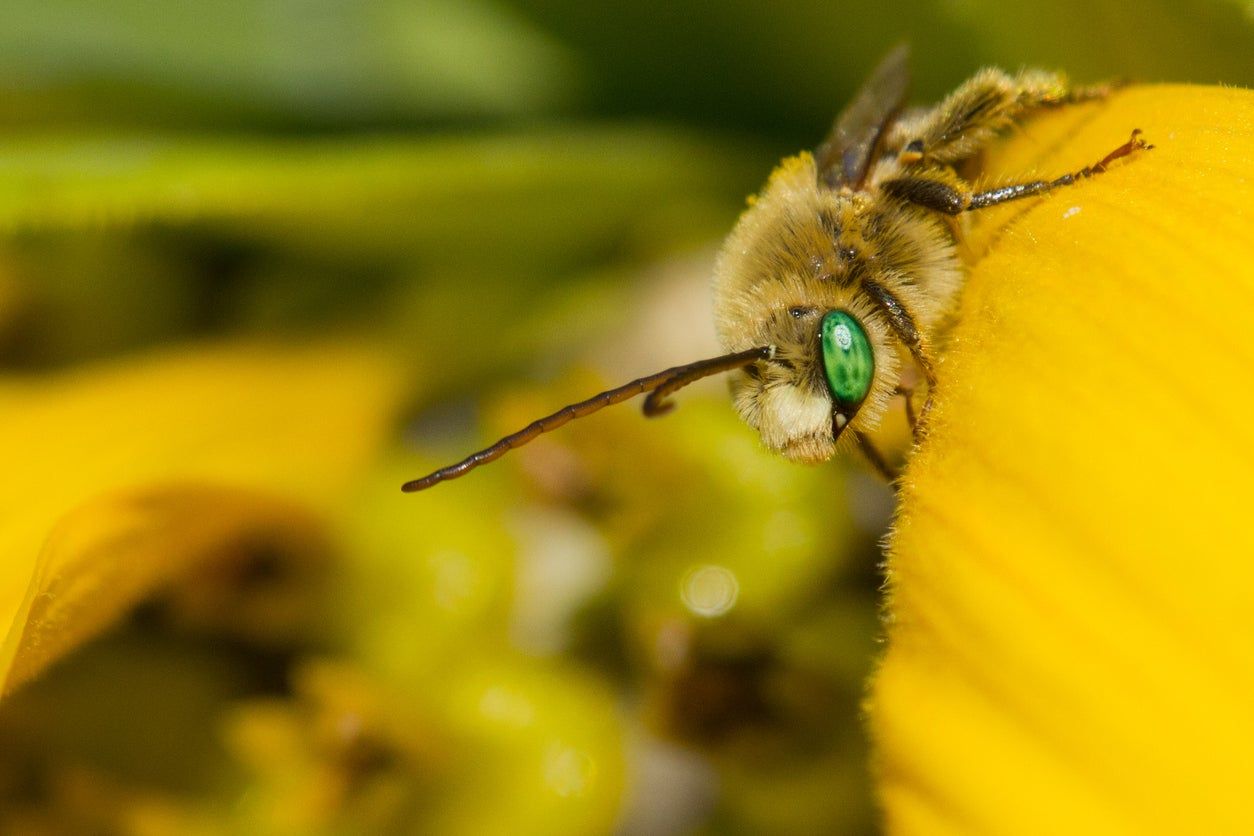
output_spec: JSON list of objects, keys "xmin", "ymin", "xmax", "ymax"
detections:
[
  {"xmin": 642, "ymin": 346, "xmax": 773, "ymax": 416},
  {"xmin": 402, "ymin": 346, "xmax": 771, "ymax": 493}
]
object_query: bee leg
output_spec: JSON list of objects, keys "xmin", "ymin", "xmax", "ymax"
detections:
[
  {"xmin": 861, "ymin": 278, "xmax": 938, "ymax": 438},
  {"xmin": 966, "ymin": 129, "xmax": 1152, "ymax": 210},
  {"xmin": 853, "ymin": 428, "xmax": 898, "ymax": 482},
  {"xmin": 895, "ymin": 384, "xmax": 917, "ymax": 432},
  {"xmin": 883, "ymin": 129, "xmax": 1153, "ymax": 215},
  {"xmin": 894, "ymin": 69, "xmax": 1109, "ymax": 166},
  {"xmin": 911, "ymin": 371, "xmax": 936, "ymax": 443},
  {"xmin": 1056, "ymin": 80, "xmax": 1120, "ymax": 106},
  {"xmin": 881, "ymin": 176, "xmax": 968, "ymax": 214}
]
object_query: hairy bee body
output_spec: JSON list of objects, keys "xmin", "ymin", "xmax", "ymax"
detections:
[
  {"xmin": 713, "ymin": 152, "xmax": 960, "ymax": 462},
  {"xmin": 711, "ymin": 51, "xmax": 1145, "ymax": 469}
]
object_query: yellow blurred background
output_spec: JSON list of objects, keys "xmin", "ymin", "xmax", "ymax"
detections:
[{"xmin": 0, "ymin": 2, "xmax": 1249, "ymax": 833}]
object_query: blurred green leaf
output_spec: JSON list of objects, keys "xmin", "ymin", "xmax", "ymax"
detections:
[
  {"xmin": 0, "ymin": 129, "xmax": 756, "ymax": 368},
  {"xmin": 0, "ymin": 130, "xmax": 747, "ymax": 238},
  {"xmin": 0, "ymin": 0, "xmax": 578, "ymax": 128}
]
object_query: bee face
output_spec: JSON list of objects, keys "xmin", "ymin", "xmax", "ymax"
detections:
[
  {"xmin": 713, "ymin": 154, "xmax": 904, "ymax": 464},
  {"xmin": 727, "ymin": 297, "xmax": 899, "ymax": 464}
]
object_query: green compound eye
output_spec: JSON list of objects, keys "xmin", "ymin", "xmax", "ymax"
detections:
[{"xmin": 820, "ymin": 310, "xmax": 874, "ymax": 409}]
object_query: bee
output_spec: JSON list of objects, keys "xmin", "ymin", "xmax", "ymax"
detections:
[{"xmin": 403, "ymin": 45, "xmax": 1150, "ymax": 492}]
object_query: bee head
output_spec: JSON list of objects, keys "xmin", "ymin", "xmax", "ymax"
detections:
[
  {"xmin": 709, "ymin": 153, "xmax": 903, "ymax": 463},
  {"xmin": 725, "ymin": 298, "xmax": 899, "ymax": 463}
]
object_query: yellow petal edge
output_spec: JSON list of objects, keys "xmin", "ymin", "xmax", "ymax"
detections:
[
  {"xmin": 871, "ymin": 84, "xmax": 1254, "ymax": 833},
  {"xmin": 0, "ymin": 343, "xmax": 402, "ymax": 697}
]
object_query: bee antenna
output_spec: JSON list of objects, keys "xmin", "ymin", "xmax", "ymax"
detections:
[
  {"xmin": 641, "ymin": 346, "xmax": 774, "ymax": 416},
  {"xmin": 401, "ymin": 346, "xmax": 771, "ymax": 493}
]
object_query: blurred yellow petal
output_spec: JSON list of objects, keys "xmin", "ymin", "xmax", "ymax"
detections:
[
  {"xmin": 872, "ymin": 86, "xmax": 1254, "ymax": 831},
  {"xmin": 0, "ymin": 343, "xmax": 401, "ymax": 697}
]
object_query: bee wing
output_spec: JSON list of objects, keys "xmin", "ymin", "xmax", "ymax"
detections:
[{"xmin": 815, "ymin": 44, "xmax": 911, "ymax": 189}]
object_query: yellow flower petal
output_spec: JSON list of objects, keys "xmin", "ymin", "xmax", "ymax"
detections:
[
  {"xmin": 872, "ymin": 85, "xmax": 1254, "ymax": 831},
  {"xmin": 0, "ymin": 343, "xmax": 401, "ymax": 696}
]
